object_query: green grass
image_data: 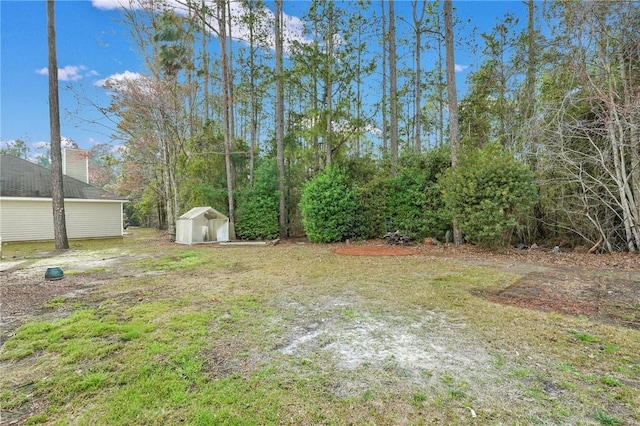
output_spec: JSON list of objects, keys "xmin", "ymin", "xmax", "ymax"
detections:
[
  {"xmin": 593, "ymin": 409, "xmax": 623, "ymax": 426},
  {"xmin": 568, "ymin": 328, "xmax": 600, "ymax": 344},
  {"xmin": 44, "ymin": 296, "xmax": 66, "ymax": 308},
  {"xmin": 1, "ymin": 236, "xmax": 131, "ymax": 259},
  {"xmin": 1, "ymin": 230, "xmax": 639, "ymax": 425},
  {"xmin": 135, "ymin": 249, "xmax": 213, "ymax": 271}
]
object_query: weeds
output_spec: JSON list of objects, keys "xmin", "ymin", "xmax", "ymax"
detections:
[
  {"xmin": 593, "ymin": 409, "xmax": 622, "ymax": 425},
  {"xmin": 568, "ymin": 328, "xmax": 600, "ymax": 344},
  {"xmin": 44, "ymin": 296, "xmax": 66, "ymax": 308},
  {"xmin": 600, "ymin": 376, "xmax": 621, "ymax": 387},
  {"xmin": 136, "ymin": 250, "xmax": 209, "ymax": 271}
]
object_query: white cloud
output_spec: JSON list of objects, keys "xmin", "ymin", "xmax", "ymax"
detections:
[
  {"xmin": 455, "ymin": 64, "xmax": 469, "ymax": 72},
  {"xmin": 95, "ymin": 70, "xmax": 146, "ymax": 91},
  {"xmin": 61, "ymin": 137, "xmax": 78, "ymax": 148},
  {"xmin": 91, "ymin": 0, "xmax": 312, "ymax": 52},
  {"xmin": 91, "ymin": 0, "xmax": 130, "ymax": 10},
  {"xmin": 30, "ymin": 137, "xmax": 77, "ymax": 150},
  {"xmin": 36, "ymin": 65, "xmax": 97, "ymax": 81}
]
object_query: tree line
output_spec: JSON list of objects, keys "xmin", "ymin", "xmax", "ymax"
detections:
[{"xmin": 6, "ymin": 0, "xmax": 637, "ymax": 252}]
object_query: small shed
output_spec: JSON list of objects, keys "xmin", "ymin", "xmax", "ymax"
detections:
[{"xmin": 175, "ymin": 207, "xmax": 230, "ymax": 245}]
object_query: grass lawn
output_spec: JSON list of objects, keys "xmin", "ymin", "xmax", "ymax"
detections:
[{"xmin": 1, "ymin": 229, "xmax": 638, "ymax": 425}]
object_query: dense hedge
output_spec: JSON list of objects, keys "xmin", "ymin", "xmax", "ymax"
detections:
[
  {"xmin": 385, "ymin": 148, "xmax": 451, "ymax": 240},
  {"xmin": 235, "ymin": 159, "xmax": 280, "ymax": 240},
  {"xmin": 441, "ymin": 143, "xmax": 537, "ymax": 247},
  {"xmin": 352, "ymin": 148, "xmax": 451, "ymax": 241},
  {"xmin": 300, "ymin": 165, "xmax": 358, "ymax": 243}
]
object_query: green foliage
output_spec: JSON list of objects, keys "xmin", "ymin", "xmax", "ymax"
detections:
[
  {"xmin": 300, "ymin": 165, "xmax": 357, "ymax": 243},
  {"xmin": 135, "ymin": 188, "xmax": 163, "ymax": 228},
  {"xmin": 344, "ymin": 156, "xmax": 386, "ymax": 239},
  {"xmin": 179, "ymin": 146, "xmax": 230, "ymax": 214},
  {"xmin": 354, "ymin": 148, "xmax": 451, "ymax": 240},
  {"xmin": 0, "ymin": 138, "xmax": 29, "ymax": 159},
  {"xmin": 181, "ymin": 183, "xmax": 227, "ymax": 212},
  {"xmin": 385, "ymin": 148, "xmax": 451, "ymax": 240},
  {"xmin": 235, "ymin": 159, "xmax": 280, "ymax": 240},
  {"xmin": 441, "ymin": 143, "xmax": 537, "ymax": 248},
  {"xmin": 353, "ymin": 178, "xmax": 387, "ymax": 239},
  {"xmin": 123, "ymin": 203, "xmax": 141, "ymax": 227}
]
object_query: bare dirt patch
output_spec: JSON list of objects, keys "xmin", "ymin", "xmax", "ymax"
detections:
[
  {"xmin": 485, "ymin": 269, "xmax": 640, "ymax": 329},
  {"xmin": 0, "ymin": 248, "xmax": 146, "ymax": 344},
  {"xmin": 335, "ymin": 241, "xmax": 640, "ymax": 329},
  {"xmin": 334, "ymin": 243, "xmax": 414, "ymax": 256},
  {"xmin": 278, "ymin": 296, "xmax": 494, "ymax": 397}
]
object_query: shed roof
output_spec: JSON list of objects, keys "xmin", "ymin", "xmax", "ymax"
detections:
[
  {"xmin": 0, "ymin": 154, "xmax": 126, "ymax": 200},
  {"xmin": 178, "ymin": 206, "xmax": 228, "ymax": 220}
]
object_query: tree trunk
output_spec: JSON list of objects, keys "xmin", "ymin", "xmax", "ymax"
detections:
[
  {"xmin": 437, "ymin": 11, "xmax": 444, "ymax": 148},
  {"xmin": 388, "ymin": 0, "xmax": 398, "ymax": 176},
  {"xmin": 218, "ymin": 0, "xmax": 235, "ymax": 227},
  {"xmin": 162, "ymin": 137, "xmax": 175, "ymax": 234},
  {"xmin": 444, "ymin": 0, "xmax": 463, "ymax": 244},
  {"xmin": 413, "ymin": 0, "xmax": 426, "ymax": 153},
  {"xmin": 275, "ymin": 0, "xmax": 287, "ymax": 237},
  {"xmin": 248, "ymin": 7, "xmax": 257, "ymax": 186},
  {"xmin": 47, "ymin": 0, "xmax": 69, "ymax": 250},
  {"xmin": 226, "ymin": 0, "xmax": 236, "ymax": 150},
  {"xmin": 324, "ymin": 1, "xmax": 334, "ymax": 166},
  {"xmin": 201, "ymin": 0, "xmax": 210, "ymax": 122},
  {"xmin": 381, "ymin": 0, "xmax": 388, "ymax": 154}
]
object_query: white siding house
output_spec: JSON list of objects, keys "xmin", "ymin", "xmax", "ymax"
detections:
[{"xmin": 0, "ymin": 154, "xmax": 126, "ymax": 242}]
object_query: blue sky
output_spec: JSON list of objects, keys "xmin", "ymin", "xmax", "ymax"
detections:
[{"xmin": 0, "ymin": 0, "xmax": 531, "ymax": 154}]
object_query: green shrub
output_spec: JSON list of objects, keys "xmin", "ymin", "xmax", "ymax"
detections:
[
  {"xmin": 300, "ymin": 165, "xmax": 357, "ymax": 243},
  {"xmin": 354, "ymin": 178, "xmax": 387, "ymax": 239},
  {"xmin": 235, "ymin": 159, "xmax": 280, "ymax": 240},
  {"xmin": 354, "ymin": 148, "xmax": 451, "ymax": 241},
  {"xmin": 385, "ymin": 148, "xmax": 451, "ymax": 240},
  {"xmin": 441, "ymin": 143, "xmax": 536, "ymax": 248}
]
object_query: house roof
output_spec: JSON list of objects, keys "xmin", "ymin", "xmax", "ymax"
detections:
[
  {"xmin": 178, "ymin": 206, "xmax": 228, "ymax": 220},
  {"xmin": 0, "ymin": 154, "xmax": 126, "ymax": 201}
]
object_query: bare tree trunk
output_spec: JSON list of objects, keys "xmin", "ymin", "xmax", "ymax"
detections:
[
  {"xmin": 437, "ymin": 11, "xmax": 444, "ymax": 148},
  {"xmin": 248, "ymin": 9, "xmax": 257, "ymax": 186},
  {"xmin": 355, "ymin": 24, "xmax": 362, "ymax": 156},
  {"xmin": 218, "ymin": 0, "xmax": 235, "ymax": 229},
  {"xmin": 275, "ymin": 0, "xmax": 286, "ymax": 237},
  {"xmin": 389, "ymin": 0, "xmax": 398, "ymax": 176},
  {"xmin": 412, "ymin": 0, "xmax": 426, "ymax": 154},
  {"xmin": 47, "ymin": 0, "xmax": 69, "ymax": 250},
  {"xmin": 201, "ymin": 0, "xmax": 210, "ymax": 122},
  {"xmin": 226, "ymin": 0, "xmax": 236, "ymax": 150},
  {"xmin": 324, "ymin": 1, "xmax": 334, "ymax": 166},
  {"xmin": 524, "ymin": 0, "xmax": 544, "ymax": 241},
  {"xmin": 444, "ymin": 0, "xmax": 463, "ymax": 244},
  {"xmin": 381, "ymin": 0, "xmax": 388, "ymax": 154},
  {"xmin": 161, "ymin": 138, "xmax": 175, "ymax": 234},
  {"xmin": 525, "ymin": 0, "xmax": 536, "ymax": 120}
]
